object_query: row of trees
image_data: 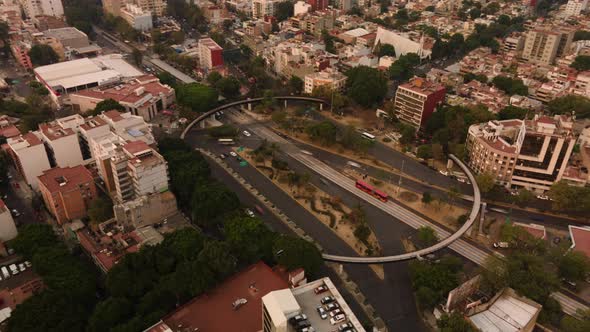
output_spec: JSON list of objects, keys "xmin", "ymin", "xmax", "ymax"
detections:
[{"xmin": 304, "ymin": 121, "xmax": 375, "ymax": 153}]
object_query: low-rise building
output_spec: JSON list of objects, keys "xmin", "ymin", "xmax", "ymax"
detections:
[
  {"xmin": 0, "ymin": 200, "xmax": 17, "ymax": 242},
  {"xmin": 69, "ymin": 75, "xmax": 175, "ymax": 121},
  {"xmin": 304, "ymin": 68, "xmax": 346, "ymax": 94},
  {"xmin": 113, "ymin": 191, "xmax": 178, "ymax": 228},
  {"xmin": 393, "ymin": 77, "xmax": 446, "ymax": 129},
  {"xmin": 6, "ymin": 133, "xmax": 51, "ymax": 190},
  {"xmin": 0, "ymin": 261, "xmax": 44, "ymax": 311},
  {"xmin": 466, "ymin": 115, "xmax": 576, "ymax": 192},
  {"xmin": 37, "ymin": 166, "xmax": 97, "ymax": 225},
  {"xmin": 120, "ymin": 3, "xmax": 153, "ymax": 31}
]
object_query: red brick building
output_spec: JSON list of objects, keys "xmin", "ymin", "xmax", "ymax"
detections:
[
  {"xmin": 393, "ymin": 77, "xmax": 446, "ymax": 129},
  {"xmin": 37, "ymin": 165, "xmax": 97, "ymax": 225},
  {"xmin": 0, "ymin": 267, "xmax": 44, "ymax": 311},
  {"xmin": 307, "ymin": 0, "xmax": 328, "ymax": 11}
]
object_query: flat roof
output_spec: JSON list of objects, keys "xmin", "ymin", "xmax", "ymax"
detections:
[
  {"xmin": 469, "ymin": 290, "xmax": 540, "ymax": 332},
  {"xmin": 569, "ymin": 225, "xmax": 590, "ymax": 258},
  {"xmin": 43, "ymin": 27, "xmax": 87, "ymax": 40},
  {"xmin": 37, "ymin": 165, "xmax": 93, "ymax": 194},
  {"xmin": 156, "ymin": 261, "xmax": 289, "ymax": 332}
]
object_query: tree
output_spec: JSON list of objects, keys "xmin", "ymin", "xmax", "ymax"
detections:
[
  {"xmin": 92, "ymin": 99, "xmax": 125, "ymax": 115},
  {"xmin": 354, "ymin": 223, "xmax": 371, "ymax": 245},
  {"xmin": 28, "ymin": 44, "xmax": 59, "ymax": 66},
  {"xmin": 377, "ymin": 43, "xmax": 396, "ymax": 57},
  {"xmin": 512, "ymin": 188, "xmax": 534, "ymax": 207},
  {"xmin": 491, "ymin": 75, "xmax": 528, "ymax": 96},
  {"xmin": 398, "ymin": 124, "xmax": 416, "ymax": 145},
  {"xmin": 422, "ymin": 192, "xmax": 433, "ymax": 205},
  {"xmin": 275, "ymin": 1, "xmax": 294, "ymax": 21},
  {"xmin": 289, "ymin": 76, "xmax": 304, "ymax": 94},
  {"xmin": 432, "ymin": 143, "xmax": 445, "ymax": 160},
  {"xmin": 417, "ymin": 226, "xmax": 438, "ymax": 247},
  {"xmin": 447, "ymin": 186, "xmax": 461, "ymax": 204},
  {"xmin": 475, "ymin": 172, "xmax": 496, "ymax": 194},
  {"xmin": 417, "ymin": 145, "xmax": 433, "ymax": 159},
  {"xmin": 498, "ymin": 105, "xmax": 528, "ymax": 120},
  {"xmin": 87, "ymin": 298, "xmax": 134, "ymax": 332},
  {"xmin": 437, "ymin": 311, "xmax": 476, "ymax": 332},
  {"xmin": 574, "ymin": 30, "xmax": 590, "ymax": 41},
  {"xmin": 176, "ymin": 83, "xmax": 219, "ymax": 113},
  {"xmin": 132, "ymin": 48, "xmax": 143, "ymax": 66},
  {"xmin": 547, "ymin": 95, "xmax": 590, "ymax": 119},
  {"xmin": 305, "ymin": 121, "xmax": 338, "ymax": 146},
  {"xmin": 548, "ymin": 181, "xmax": 590, "ymax": 212},
  {"xmin": 409, "ymin": 255, "xmax": 462, "ymax": 309},
  {"xmin": 207, "ymin": 71, "xmax": 222, "ymax": 85},
  {"xmin": 215, "ymin": 77, "xmax": 241, "ymax": 98},
  {"xmin": 345, "ymin": 66, "xmax": 388, "ymax": 107},
  {"xmin": 208, "ymin": 124, "xmax": 238, "ymax": 138},
  {"xmin": 457, "ymin": 214, "xmax": 468, "ymax": 225},
  {"xmin": 558, "ymin": 251, "xmax": 590, "ymax": 283},
  {"xmin": 157, "ymin": 72, "xmax": 176, "ymax": 87},
  {"xmin": 389, "ymin": 53, "xmax": 420, "ymax": 81},
  {"xmin": 273, "ymin": 235, "xmax": 323, "ymax": 277},
  {"xmin": 88, "ymin": 196, "xmax": 114, "ymax": 224},
  {"xmin": 198, "ymin": 240, "xmax": 236, "ymax": 278},
  {"xmin": 570, "ymin": 55, "xmax": 590, "ymax": 71},
  {"xmin": 10, "ymin": 224, "xmax": 58, "ymax": 258},
  {"xmin": 561, "ymin": 310, "xmax": 590, "ymax": 332},
  {"xmin": 224, "ymin": 216, "xmax": 275, "ymax": 264},
  {"xmin": 190, "ymin": 181, "xmax": 240, "ymax": 227}
]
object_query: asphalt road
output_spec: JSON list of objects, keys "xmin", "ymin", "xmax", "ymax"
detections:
[
  {"xmin": 0, "ymin": 174, "xmax": 38, "ymax": 227},
  {"xmin": 186, "ymin": 129, "xmax": 426, "ymax": 332}
]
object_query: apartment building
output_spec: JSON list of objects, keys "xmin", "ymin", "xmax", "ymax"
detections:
[
  {"xmin": 69, "ymin": 75, "xmax": 175, "ymax": 121},
  {"xmin": 6, "ymin": 133, "xmax": 51, "ymax": 190},
  {"xmin": 307, "ymin": 0, "xmax": 328, "ymax": 11},
  {"xmin": 120, "ymin": 3, "xmax": 153, "ymax": 31},
  {"xmin": 38, "ymin": 122, "xmax": 84, "ymax": 168},
  {"xmin": 101, "ymin": 0, "xmax": 123, "ymax": 17},
  {"xmin": 113, "ymin": 191, "xmax": 177, "ymax": 228},
  {"xmin": 136, "ymin": 0, "xmax": 166, "ymax": 17},
  {"xmin": 0, "ymin": 267, "xmax": 44, "ymax": 311},
  {"xmin": 522, "ymin": 28, "xmax": 575, "ymax": 65},
  {"xmin": 198, "ymin": 38, "xmax": 224, "ymax": 70},
  {"xmin": 0, "ymin": 200, "xmax": 17, "ymax": 242},
  {"xmin": 294, "ymin": 1, "xmax": 311, "ymax": 16},
  {"xmin": 466, "ymin": 115, "xmax": 576, "ymax": 192},
  {"xmin": 18, "ymin": 0, "xmax": 64, "ymax": 18},
  {"xmin": 252, "ymin": 0, "xmax": 277, "ymax": 18},
  {"xmin": 37, "ymin": 166, "xmax": 97, "ymax": 225},
  {"xmin": 564, "ymin": 0, "xmax": 588, "ymax": 16},
  {"xmin": 393, "ymin": 77, "xmax": 446, "ymax": 129},
  {"xmin": 107, "ymin": 140, "xmax": 168, "ymax": 203},
  {"xmin": 304, "ymin": 68, "xmax": 346, "ymax": 94}
]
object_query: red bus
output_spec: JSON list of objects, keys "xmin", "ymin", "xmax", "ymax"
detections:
[
  {"xmin": 373, "ymin": 189, "xmax": 389, "ymax": 202},
  {"xmin": 355, "ymin": 180, "xmax": 373, "ymax": 193}
]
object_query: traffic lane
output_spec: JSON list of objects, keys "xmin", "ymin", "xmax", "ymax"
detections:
[
  {"xmin": 186, "ymin": 134, "xmax": 425, "ymax": 331},
  {"xmin": 0, "ymin": 181, "xmax": 36, "ymax": 225},
  {"xmin": 205, "ymin": 153, "xmax": 374, "ymax": 325}
]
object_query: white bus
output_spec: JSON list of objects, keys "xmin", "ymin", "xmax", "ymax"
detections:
[
  {"xmin": 218, "ymin": 138, "xmax": 235, "ymax": 145},
  {"xmin": 361, "ymin": 132, "xmax": 376, "ymax": 141}
]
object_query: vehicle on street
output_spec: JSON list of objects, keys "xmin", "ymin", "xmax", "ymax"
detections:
[
  {"xmin": 11, "ymin": 209, "xmax": 20, "ymax": 217},
  {"xmin": 439, "ymin": 170, "xmax": 449, "ymax": 176},
  {"xmin": 229, "ymin": 151, "xmax": 237, "ymax": 157},
  {"xmin": 1, "ymin": 267, "xmax": 9, "ymax": 278},
  {"xmin": 316, "ymin": 306, "xmax": 328, "ymax": 319},
  {"xmin": 254, "ymin": 205, "xmax": 265, "ymax": 215},
  {"xmin": 314, "ymin": 285, "xmax": 328, "ymax": 294},
  {"xmin": 361, "ymin": 132, "xmax": 375, "ymax": 141},
  {"xmin": 330, "ymin": 314, "xmax": 345, "ymax": 325},
  {"xmin": 243, "ymin": 130, "xmax": 251, "ymax": 137},
  {"xmin": 493, "ymin": 242, "xmax": 510, "ymax": 249},
  {"xmin": 339, "ymin": 323, "xmax": 353, "ymax": 331},
  {"xmin": 219, "ymin": 153, "xmax": 226, "ymax": 159},
  {"xmin": 245, "ymin": 208, "xmax": 255, "ymax": 218},
  {"xmin": 9, "ymin": 264, "xmax": 18, "ymax": 275},
  {"xmin": 355, "ymin": 180, "xmax": 388, "ymax": 202},
  {"xmin": 218, "ymin": 138, "xmax": 235, "ymax": 145},
  {"xmin": 321, "ymin": 296, "xmax": 335, "ymax": 304},
  {"xmin": 537, "ymin": 195, "xmax": 550, "ymax": 200},
  {"xmin": 18, "ymin": 263, "xmax": 25, "ymax": 272}
]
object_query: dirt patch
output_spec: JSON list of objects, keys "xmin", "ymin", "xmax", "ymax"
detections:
[{"xmin": 399, "ymin": 191, "xmax": 419, "ymax": 203}]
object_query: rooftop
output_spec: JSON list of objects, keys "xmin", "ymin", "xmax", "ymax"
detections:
[
  {"xmin": 42, "ymin": 27, "xmax": 87, "ymax": 40},
  {"xmin": 149, "ymin": 261, "xmax": 289, "ymax": 332},
  {"xmin": 38, "ymin": 123, "xmax": 75, "ymax": 141},
  {"xmin": 37, "ymin": 165, "xmax": 93, "ymax": 194},
  {"xmin": 199, "ymin": 37, "xmax": 223, "ymax": 51},
  {"xmin": 569, "ymin": 225, "xmax": 590, "ymax": 259},
  {"xmin": 514, "ymin": 222, "xmax": 546, "ymax": 240},
  {"xmin": 7, "ymin": 133, "xmax": 42, "ymax": 149},
  {"xmin": 399, "ymin": 77, "xmax": 445, "ymax": 96}
]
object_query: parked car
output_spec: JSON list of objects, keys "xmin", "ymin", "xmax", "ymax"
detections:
[
  {"xmin": 329, "ymin": 309, "xmax": 343, "ymax": 317},
  {"xmin": 339, "ymin": 323, "xmax": 353, "ymax": 331},
  {"xmin": 537, "ymin": 195, "xmax": 550, "ymax": 200},
  {"xmin": 255, "ymin": 205, "xmax": 265, "ymax": 215},
  {"xmin": 325, "ymin": 302, "xmax": 339, "ymax": 311},
  {"xmin": 219, "ymin": 153, "xmax": 227, "ymax": 159},
  {"xmin": 320, "ymin": 296, "xmax": 335, "ymax": 304},
  {"xmin": 316, "ymin": 306, "xmax": 328, "ymax": 319},
  {"xmin": 229, "ymin": 151, "xmax": 238, "ymax": 157},
  {"xmin": 288, "ymin": 314, "xmax": 307, "ymax": 324},
  {"xmin": 245, "ymin": 209, "xmax": 255, "ymax": 218},
  {"xmin": 314, "ymin": 285, "xmax": 328, "ymax": 294},
  {"xmin": 493, "ymin": 242, "xmax": 509, "ymax": 249},
  {"xmin": 330, "ymin": 314, "xmax": 345, "ymax": 325},
  {"xmin": 243, "ymin": 130, "xmax": 251, "ymax": 137}
]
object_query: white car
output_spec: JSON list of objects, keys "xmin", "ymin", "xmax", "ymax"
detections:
[
  {"xmin": 243, "ymin": 130, "xmax": 251, "ymax": 137},
  {"xmin": 245, "ymin": 209, "xmax": 255, "ymax": 218},
  {"xmin": 330, "ymin": 314, "xmax": 346, "ymax": 325},
  {"xmin": 229, "ymin": 151, "xmax": 238, "ymax": 157},
  {"xmin": 537, "ymin": 195, "xmax": 550, "ymax": 200},
  {"xmin": 439, "ymin": 170, "xmax": 449, "ymax": 176}
]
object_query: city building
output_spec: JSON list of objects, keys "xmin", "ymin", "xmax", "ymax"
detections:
[
  {"xmin": 6, "ymin": 133, "xmax": 51, "ymax": 190},
  {"xmin": 0, "ymin": 200, "xmax": 17, "ymax": 242},
  {"xmin": 198, "ymin": 37, "xmax": 224, "ymax": 70},
  {"xmin": 466, "ymin": 115, "xmax": 576, "ymax": 192},
  {"xmin": 113, "ymin": 191, "xmax": 178, "ymax": 228},
  {"xmin": 37, "ymin": 166, "xmax": 97, "ymax": 225},
  {"xmin": 105, "ymin": 140, "xmax": 169, "ymax": 203},
  {"xmin": 564, "ymin": 0, "xmax": 588, "ymax": 16},
  {"xmin": 294, "ymin": 1, "xmax": 311, "ymax": 16},
  {"xmin": 136, "ymin": 0, "xmax": 166, "ymax": 17},
  {"xmin": 120, "ymin": 3, "xmax": 153, "ymax": 31},
  {"xmin": 18, "ymin": 0, "xmax": 64, "ymax": 18},
  {"xmin": 40, "ymin": 27, "xmax": 102, "ymax": 60},
  {"xmin": 262, "ymin": 277, "xmax": 366, "ymax": 332},
  {"xmin": 101, "ymin": 0, "xmax": 123, "ymax": 17},
  {"xmin": 304, "ymin": 67, "xmax": 346, "ymax": 94},
  {"xmin": 522, "ymin": 27, "xmax": 575, "ymax": 65},
  {"xmin": 252, "ymin": 0, "xmax": 277, "ymax": 18},
  {"xmin": 0, "ymin": 260, "xmax": 44, "ymax": 311},
  {"xmin": 568, "ymin": 225, "xmax": 590, "ymax": 259},
  {"xmin": 306, "ymin": 0, "xmax": 327, "ymax": 11},
  {"xmin": 0, "ymin": 115, "xmax": 21, "ymax": 139},
  {"xmin": 466, "ymin": 288, "xmax": 541, "ymax": 332},
  {"xmin": 33, "ymin": 54, "xmax": 143, "ymax": 106},
  {"xmin": 39, "ymin": 122, "xmax": 84, "ymax": 168},
  {"xmin": 393, "ymin": 77, "xmax": 446, "ymax": 129},
  {"xmin": 374, "ymin": 26, "xmax": 433, "ymax": 59},
  {"xmin": 69, "ymin": 75, "xmax": 176, "ymax": 121},
  {"xmin": 10, "ymin": 40, "xmax": 33, "ymax": 69}
]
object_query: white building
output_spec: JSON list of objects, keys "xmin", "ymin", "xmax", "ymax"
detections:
[
  {"xmin": 6, "ymin": 133, "xmax": 51, "ymax": 190},
  {"xmin": 374, "ymin": 27, "xmax": 432, "ymax": 59},
  {"xmin": 0, "ymin": 199, "xmax": 17, "ymax": 242},
  {"xmin": 304, "ymin": 68, "xmax": 346, "ymax": 94},
  {"xmin": 564, "ymin": 0, "xmax": 588, "ymax": 16},
  {"xmin": 136, "ymin": 0, "xmax": 166, "ymax": 17},
  {"xmin": 120, "ymin": 3, "xmax": 153, "ymax": 32},
  {"xmin": 19, "ymin": 0, "xmax": 64, "ymax": 18},
  {"xmin": 252, "ymin": 0, "xmax": 277, "ymax": 18},
  {"xmin": 39, "ymin": 122, "xmax": 84, "ymax": 168},
  {"xmin": 294, "ymin": 1, "xmax": 311, "ymax": 16}
]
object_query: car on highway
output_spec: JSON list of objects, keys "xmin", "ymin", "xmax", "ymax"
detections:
[
  {"xmin": 219, "ymin": 153, "xmax": 227, "ymax": 159},
  {"xmin": 493, "ymin": 242, "xmax": 509, "ymax": 249},
  {"xmin": 245, "ymin": 208, "xmax": 255, "ymax": 218},
  {"xmin": 438, "ymin": 170, "xmax": 449, "ymax": 176},
  {"xmin": 243, "ymin": 130, "xmax": 251, "ymax": 137},
  {"xmin": 229, "ymin": 151, "xmax": 237, "ymax": 157}
]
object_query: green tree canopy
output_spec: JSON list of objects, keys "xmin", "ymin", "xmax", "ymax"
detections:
[
  {"xmin": 409, "ymin": 255, "xmax": 462, "ymax": 309},
  {"xmin": 498, "ymin": 105, "xmax": 528, "ymax": 120},
  {"xmin": 548, "ymin": 181, "xmax": 590, "ymax": 212},
  {"xmin": 389, "ymin": 53, "xmax": 420, "ymax": 81},
  {"xmin": 190, "ymin": 181, "xmax": 240, "ymax": 227},
  {"xmin": 345, "ymin": 66, "xmax": 388, "ymax": 107},
  {"xmin": 224, "ymin": 216, "xmax": 275, "ymax": 264},
  {"xmin": 547, "ymin": 95, "xmax": 590, "ymax": 118},
  {"xmin": 574, "ymin": 30, "xmax": 590, "ymax": 41},
  {"xmin": 305, "ymin": 121, "xmax": 338, "ymax": 145},
  {"xmin": 558, "ymin": 251, "xmax": 590, "ymax": 283},
  {"xmin": 289, "ymin": 76, "xmax": 304, "ymax": 94},
  {"xmin": 176, "ymin": 83, "xmax": 219, "ymax": 113},
  {"xmin": 157, "ymin": 72, "xmax": 177, "ymax": 88},
  {"xmin": 417, "ymin": 226, "xmax": 438, "ymax": 247},
  {"xmin": 275, "ymin": 1, "xmax": 294, "ymax": 21},
  {"xmin": 437, "ymin": 311, "xmax": 476, "ymax": 332},
  {"xmin": 475, "ymin": 172, "xmax": 496, "ymax": 194},
  {"xmin": 88, "ymin": 196, "xmax": 114, "ymax": 224},
  {"xmin": 91, "ymin": 98, "xmax": 125, "ymax": 115},
  {"xmin": 273, "ymin": 235, "xmax": 322, "ymax": 277},
  {"xmin": 28, "ymin": 44, "xmax": 59, "ymax": 66},
  {"xmin": 215, "ymin": 77, "xmax": 241, "ymax": 98},
  {"xmin": 377, "ymin": 43, "xmax": 396, "ymax": 57},
  {"xmin": 491, "ymin": 75, "xmax": 528, "ymax": 96},
  {"xmin": 570, "ymin": 55, "xmax": 590, "ymax": 71}
]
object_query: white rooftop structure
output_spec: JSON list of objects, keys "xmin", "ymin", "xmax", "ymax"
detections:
[
  {"xmin": 344, "ymin": 27, "xmax": 370, "ymax": 38},
  {"xmin": 468, "ymin": 289, "xmax": 541, "ymax": 332},
  {"xmin": 262, "ymin": 289, "xmax": 301, "ymax": 328}
]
